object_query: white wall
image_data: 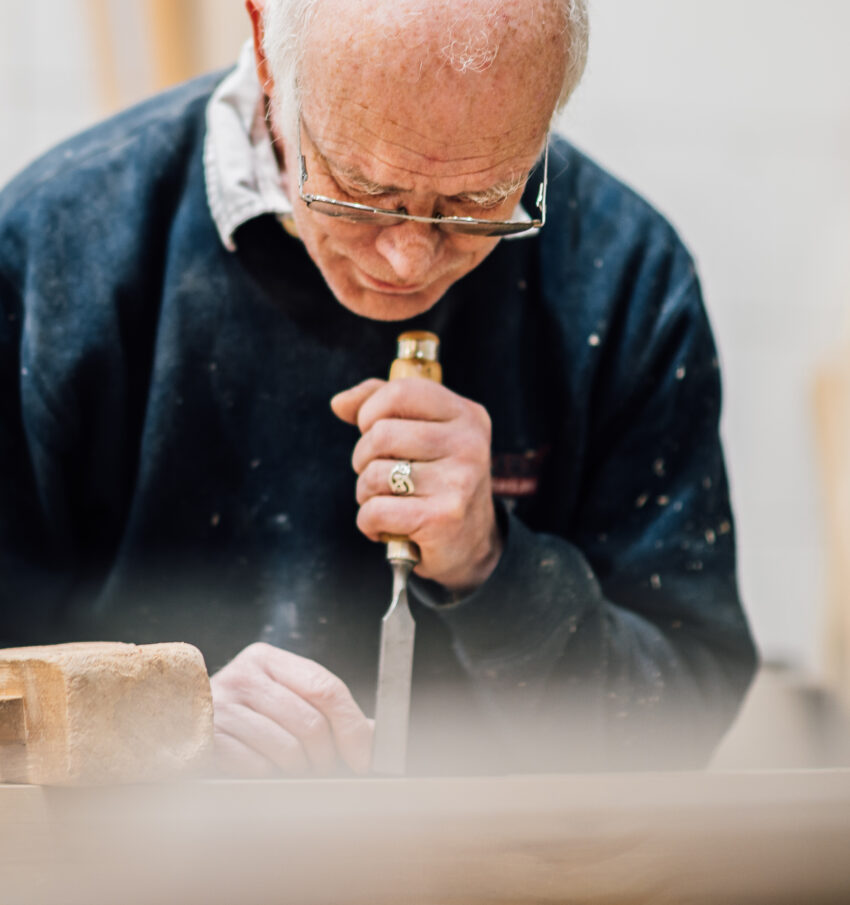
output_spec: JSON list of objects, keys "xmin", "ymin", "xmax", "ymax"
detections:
[
  {"xmin": 1, "ymin": 1, "xmax": 847, "ymax": 673},
  {"xmin": 560, "ymin": 1, "xmax": 850, "ymax": 674},
  {"xmin": 0, "ymin": 1, "xmax": 100, "ymax": 184},
  {"xmin": 0, "ymin": 0, "xmax": 248, "ymax": 184}
]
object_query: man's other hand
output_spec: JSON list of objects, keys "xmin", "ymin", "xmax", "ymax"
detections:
[
  {"xmin": 210, "ymin": 643, "xmax": 373, "ymax": 777},
  {"xmin": 331, "ymin": 377, "xmax": 503, "ymax": 593}
]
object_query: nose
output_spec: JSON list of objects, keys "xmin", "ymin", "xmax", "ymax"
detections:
[{"xmin": 373, "ymin": 222, "xmax": 440, "ymax": 285}]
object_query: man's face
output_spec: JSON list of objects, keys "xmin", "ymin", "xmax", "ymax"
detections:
[{"xmin": 269, "ymin": 1, "xmax": 563, "ymax": 322}]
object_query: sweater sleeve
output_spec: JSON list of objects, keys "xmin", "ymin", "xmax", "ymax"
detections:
[
  {"xmin": 0, "ymin": 266, "xmax": 81, "ymax": 646},
  {"xmin": 412, "ymin": 271, "xmax": 758, "ymax": 771}
]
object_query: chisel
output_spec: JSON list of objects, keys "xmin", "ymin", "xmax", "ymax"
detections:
[{"xmin": 371, "ymin": 331, "xmax": 442, "ymax": 775}]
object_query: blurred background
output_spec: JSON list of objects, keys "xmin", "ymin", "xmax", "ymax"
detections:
[{"xmin": 1, "ymin": 0, "xmax": 849, "ymax": 765}]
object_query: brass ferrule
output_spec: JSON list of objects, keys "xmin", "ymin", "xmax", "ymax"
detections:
[{"xmin": 396, "ymin": 331, "xmax": 440, "ymax": 363}]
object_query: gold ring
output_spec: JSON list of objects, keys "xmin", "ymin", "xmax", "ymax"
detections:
[{"xmin": 388, "ymin": 461, "xmax": 414, "ymax": 496}]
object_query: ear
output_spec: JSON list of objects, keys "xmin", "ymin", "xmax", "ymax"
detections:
[{"xmin": 245, "ymin": 0, "xmax": 274, "ymax": 94}]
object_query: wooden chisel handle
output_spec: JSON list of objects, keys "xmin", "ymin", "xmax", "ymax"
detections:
[{"xmin": 379, "ymin": 331, "xmax": 442, "ymax": 564}]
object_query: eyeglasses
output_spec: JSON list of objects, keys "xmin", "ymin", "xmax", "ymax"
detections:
[{"xmin": 296, "ymin": 118, "xmax": 548, "ymax": 237}]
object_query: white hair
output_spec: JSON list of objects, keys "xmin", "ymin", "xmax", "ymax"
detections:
[{"xmin": 261, "ymin": 0, "xmax": 589, "ymax": 137}]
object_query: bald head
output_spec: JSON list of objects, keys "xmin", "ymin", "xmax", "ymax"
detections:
[{"xmin": 259, "ymin": 0, "xmax": 588, "ymax": 140}]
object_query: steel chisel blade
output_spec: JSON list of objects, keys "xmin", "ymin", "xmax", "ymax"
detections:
[{"xmin": 371, "ymin": 562, "xmax": 416, "ymax": 775}]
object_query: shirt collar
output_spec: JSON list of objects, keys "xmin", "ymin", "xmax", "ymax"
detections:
[{"xmin": 204, "ymin": 41, "xmax": 293, "ymax": 252}]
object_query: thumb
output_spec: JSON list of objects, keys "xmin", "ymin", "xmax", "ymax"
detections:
[{"xmin": 330, "ymin": 378, "xmax": 386, "ymax": 426}]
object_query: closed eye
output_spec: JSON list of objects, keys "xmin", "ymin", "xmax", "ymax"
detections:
[
  {"xmin": 337, "ymin": 177, "xmax": 394, "ymax": 199},
  {"xmin": 450, "ymin": 193, "xmax": 511, "ymax": 212},
  {"xmin": 329, "ymin": 164, "xmax": 406, "ymax": 200},
  {"xmin": 453, "ymin": 173, "xmax": 527, "ymax": 209}
]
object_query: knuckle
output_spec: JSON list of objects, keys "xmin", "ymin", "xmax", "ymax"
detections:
[
  {"xmin": 242, "ymin": 641, "xmax": 272, "ymax": 663},
  {"xmin": 371, "ymin": 418, "xmax": 394, "ymax": 451},
  {"xmin": 299, "ymin": 709, "xmax": 331, "ymax": 745},
  {"xmin": 355, "ymin": 473, "xmax": 368, "ymax": 505},
  {"xmin": 351, "ymin": 438, "xmax": 368, "ymax": 474},
  {"xmin": 440, "ymin": 491, "xmax": 467, "ymax": 525},
  {"xmin": 225, "ymin": 672, "xmax": 252, "ymax": 700},
  {"xmin": 355, "ymin": 501, "xmax": 374, "ymax": 535},
  {"xmin": 356, "ymin": 407, "xmax": 372, "ymax": 435},
  {"xmin": 356, "ymin": 381, "xmax": 389, "ymax": 431},
  {"xmin": 471, "ymin": 402, "xmax": 492, "ymax": 439},
  {"xmin": 224, "ymin": 669, "xmax": 257, "ymax": 704},
  {"xmin": 465, "ymin": 434, "xmax": 491, "ymax": 468},
  {"xmin": 454, "ymin": 467, "xmax": 477, "ymax": 499},
  {"xmin": 366, "ymin": 460, "xmax": 384, "ymax": 493},
  {"xmin": 214, "ymin": 656, "xmax": 259, "ymax": 698},
  {"xmin": 386, "ymin": 379, "xmax": 408, "ymax": 408},
  {"xmin": 476, "ymin": 400, "xmax": 492, "ymax": 426},
  {"xmin": 304, "ymin": 668, "xmax": 344, "ymax": 707}
]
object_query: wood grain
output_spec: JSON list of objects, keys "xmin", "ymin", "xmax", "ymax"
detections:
[{"xmin": 1, "ymin": 771, "xmax": 849, "ymax": 904}]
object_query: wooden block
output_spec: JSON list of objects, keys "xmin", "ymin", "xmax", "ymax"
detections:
[
  {"xmin": 0, "ymin": 694, "xmax": 26, "ymax": 744},
  {"xmin": 0, "ymin": 642, "xmax": 213, "ymax": 785}
]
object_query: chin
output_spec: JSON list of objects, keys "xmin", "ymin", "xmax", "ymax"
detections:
[{"xmin": 330, "ymin": 278, "xmax": 448, "ymax": 322}]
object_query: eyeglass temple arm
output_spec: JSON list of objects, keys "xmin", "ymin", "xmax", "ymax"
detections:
[
  {"xmin": 296, "ymin": 120, "xmax": 309, "ymax": 187},
  {"xmin": 535, "ymin": 140, "xmax": 549, "ymax": 219}
]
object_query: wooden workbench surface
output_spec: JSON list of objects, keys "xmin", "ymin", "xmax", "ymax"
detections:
[{"xmin": 2, "ymin": 770, "xmax": 849, "ymax": 905}]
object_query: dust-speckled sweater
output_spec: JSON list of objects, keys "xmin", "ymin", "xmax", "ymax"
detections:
[{"xmin": 0, "ymin": 73, "xmax": 756, "ymax": 774}]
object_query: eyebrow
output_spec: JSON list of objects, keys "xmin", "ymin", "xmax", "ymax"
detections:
[
  {"xmin": 316, "ymin": 135, "xmax": 531, "ymax": 206},
  {"xmin": 327, "ymin": 160, "xmax": 406, "ymax": 196},
  {"xmin": 328, "ymin": 156, "xmax": 529, "ymax": 207},
  {"xmin": 454, "ymin": 172, "xmax": 528, "ymax": 206}
]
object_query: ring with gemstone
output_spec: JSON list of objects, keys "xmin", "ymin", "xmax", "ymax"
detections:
[{"xmin": 388, "ymin": 460, "xmax": 414, "ymax": 496}]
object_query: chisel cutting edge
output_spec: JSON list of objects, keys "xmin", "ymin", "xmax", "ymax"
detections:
[{"xmin": 371, "ymin": 331, "xmax": 442, "ymax": 776}]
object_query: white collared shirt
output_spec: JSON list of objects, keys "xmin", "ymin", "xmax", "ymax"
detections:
[{"xmin": 203, "ymin": 42, "xmax": 294, "ymax": 251}]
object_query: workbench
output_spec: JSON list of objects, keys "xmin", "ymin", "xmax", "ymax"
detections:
[{"xmin": 2, "ymin": 770, "xmax": 849, "ymax": 904}]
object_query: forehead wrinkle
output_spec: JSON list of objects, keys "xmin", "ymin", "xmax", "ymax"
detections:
[
  {"xmin": 326, "ymin": 158, "xmax": 409, "ymax": 194},
  {"xmin": 311, "ymin": 121, "xmax": 540, "ymax": 190},
  {"xmin": 320, "ymin": 139, "xmax": 533, "ymax": 196},
  {"xmin": 308, "ymin": 99, "xmax": 543, "ymax": 166},
  {"xmin": 326, "ymin": 152, "xmax": 527, "ymax": 202}
]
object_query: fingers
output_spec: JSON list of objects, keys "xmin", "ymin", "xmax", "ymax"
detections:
[
  {"xmin": 357, "ymin": 484, "xmax": 486, "ymax": 545},
  {"xmin": 351, "ymin": 419, "xmax": 454, "ymax": 473},
  {"xmin": 214, "ymin": 702, "xmax": 311, "ymax": 774},
  {"xmin": 353, "ymin": 379, "xmax": 464, "ymax": 434},
  {"xmin": 213, "ymin": 729, "xmax": 279, "ymax": 779},
  {"xmin": 335, "ymin": 374, "xmax": 501, "ymax": 591},
  {"xmin": 331, "ymin": 378, "xmax": 467, "ymax": 433},
  {"xmin": 236, "ymin": 669, "xmax": 338, "ymax": 773},
  {"xmin": 210, "ymin": 643, "xmax": 373, "ymax": 778},
  {"xmin": 356, "ymin": 493, "xmax": 428, "ymax": 543},
  {"xmin": 260, "ymin": 646, "xmax": 373, "ymax": 774},
  {"xmin": 356, "ymin": 458, "xmax": 476, "ymax": 504},
  {"xmin": 330, "ymin": 378, "xmax": 386, "ymax": 425}
]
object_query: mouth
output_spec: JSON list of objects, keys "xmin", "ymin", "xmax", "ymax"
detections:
[{"xmin": 356, "ymin": 268, "xmax": 428, "ymax": 295}]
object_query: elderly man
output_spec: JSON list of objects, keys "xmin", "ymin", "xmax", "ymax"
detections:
[{"xmin": 0, "ymin": 0, "xmax": 755, "ymax": 775}]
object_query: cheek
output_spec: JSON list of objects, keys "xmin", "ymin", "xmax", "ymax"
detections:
[
  {"xmin": 298, "ymin": 213, "xmax": 374, "ymax": 258},
  {"xmin": 448, "ymin": 237, "xmax": 501, "ymax": 275},
  {"xmin": 291, "ymin": 209, "xmax": 357, "ymax": 273}
]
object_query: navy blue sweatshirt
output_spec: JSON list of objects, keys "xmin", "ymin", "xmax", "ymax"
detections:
[{"xmin": 0, "ymin": 73, "xmax": 756, "ymax": 773}]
